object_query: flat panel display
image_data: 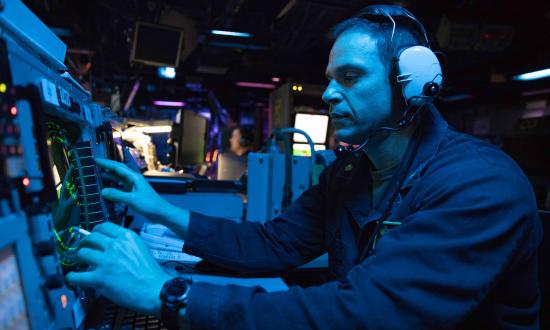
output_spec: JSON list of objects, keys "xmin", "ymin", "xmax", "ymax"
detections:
[
  {"xmin": 131, "ymin": 22, "xmax": 184, "ymax": 68},
  {"xmin": 293, "ymin": 113, "xmax": 329, "ymax": 144}
]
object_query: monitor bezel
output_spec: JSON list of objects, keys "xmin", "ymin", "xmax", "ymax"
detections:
[{"xmin": 130, "ymin": 22, "xmax": 185, "ymax": 68}]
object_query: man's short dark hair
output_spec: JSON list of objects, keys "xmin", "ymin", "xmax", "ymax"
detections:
[{"xmin": 330, "ymin": 10, "xmax": 424, "ymax": 70}]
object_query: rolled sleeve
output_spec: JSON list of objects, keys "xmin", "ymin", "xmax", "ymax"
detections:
[
  {"xmin": 181, "ymin": 173, "xmax": 329, "ymax": 272},
  {"xmin": 183, "ymin": 212, "xmax": 217, "ymax": 258}
]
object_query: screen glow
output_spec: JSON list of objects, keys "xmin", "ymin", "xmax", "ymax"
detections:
[
  {"xmin": 158, "ymin": 67, "xmax": 176, "ymax": 79},
  {"xmin": 153, "ymin": 100, "xmax": 185, "ymax": 107},
  {"xmin": 211, "ymin": 30, "xmax": 252, "ymax": 37},
  {"xmin": 513, "ymin": 68, "xmax": 550, "ymax": 81},
  {"xmin": 292, "ymin": 143, "xmax": 326, "ymax": 157},
  {"xmin": 293, "ymin": 113, "xmax": 329, "ymax": 144}
]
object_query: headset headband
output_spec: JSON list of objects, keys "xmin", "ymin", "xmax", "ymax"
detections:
[{"xmin": 355, "ymin": 5, "xmax": 430, "ymax": 48}]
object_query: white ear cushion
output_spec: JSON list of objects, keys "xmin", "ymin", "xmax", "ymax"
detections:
[{"xmin": 396, "ymin": 46, "xmax": 443, "ymax": 105}]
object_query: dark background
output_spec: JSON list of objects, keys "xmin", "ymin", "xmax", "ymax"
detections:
[{"xmin": 23, "ymin": 0, "xmax": 550, "ymax": 207}]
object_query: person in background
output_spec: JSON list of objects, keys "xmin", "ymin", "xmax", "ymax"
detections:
[
  {"xmin": 228, "ymin": 126, "xmax": 254, "ymax": 157},
  {"xmin": 216, "ymin": 126, "xmax": 254, "ymax": 180}
]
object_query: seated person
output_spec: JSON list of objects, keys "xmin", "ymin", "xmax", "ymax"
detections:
[
  {"xmin": 66, "ymin": 5, "xmax": 543, "ymax": 329},
  {"xmin": 217, "ymin": 126, "xmax": 254, "ymax": 180}
]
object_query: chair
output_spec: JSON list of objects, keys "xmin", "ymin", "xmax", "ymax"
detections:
[{"xmin": 539, "ymin": 210, "xmax": 550, "ymax": 328}]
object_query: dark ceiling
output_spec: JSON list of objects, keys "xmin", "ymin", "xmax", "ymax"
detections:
[{"xmin": 22, "ymin": 0, "xmax": 550, "ymax": 116}]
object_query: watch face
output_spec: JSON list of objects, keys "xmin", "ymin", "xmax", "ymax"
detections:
[
  {"xmin": 164, "ymin": 277, "xmax": 191, "ymax": 301},
  {"xmin": 167, "ymin": 282, "xmax": 187, "ymax": 297}
]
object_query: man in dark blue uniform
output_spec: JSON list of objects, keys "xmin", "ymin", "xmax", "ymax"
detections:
[{"xmin": 67, "ymin": 5, "xmax": 543, "ymax": 329}]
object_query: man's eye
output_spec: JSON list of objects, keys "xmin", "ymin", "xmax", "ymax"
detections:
[{"xmin": 343, "ymin": 73, "xmax": 360, "ymax": 82}]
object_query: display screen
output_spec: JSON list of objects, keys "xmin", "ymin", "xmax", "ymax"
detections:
[
  {"xmin": 292, "ymin": 143, "xmax": 326, "ymax": 157},
  {"xmin": 131, "ymin": 22, "xmax": 184, "ymax": 67},
  {"xmin": 293, "ymin": 113, "xmax": 329, "ymax": 144},
  {"xmin": 0, "ymin": 247, "xmax": 30, "ymax": 330}
]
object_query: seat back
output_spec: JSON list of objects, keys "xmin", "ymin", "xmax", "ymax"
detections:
[{"xmin": 539, "ymin": 210, "xmax": 549, "ymax": 328}]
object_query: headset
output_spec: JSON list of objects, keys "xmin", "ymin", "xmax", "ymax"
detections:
[
  {"xmin": 237, "ymin": 127, "xmax": 254, "ymax": 148},
  {"xmin": 334, "ymin": 4, "xmax": 443, "ymax": 155}
]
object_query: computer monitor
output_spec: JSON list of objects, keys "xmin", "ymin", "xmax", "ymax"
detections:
[
  {"xmin": 130, "ymin": 22, "xmax": 184, "ymax": 68},
  {"xmin": 0, "ymin": 247, "xmax": 30, "ymax": 330},
  {"xmin": 293, "ymin": 113, "xmax": 329, "ymax": 144},
  {"xmin": 217, "ymin": 152, "xmax": 247, "ymax": 180},
  {"xmin": 174, "ymin": 110, "xmax": 207, "ymax": 167}
]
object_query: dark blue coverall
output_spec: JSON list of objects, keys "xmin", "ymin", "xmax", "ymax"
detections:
[{"xmin": 183, "ymin": 106, "xmax": 543, "ymax": 329}]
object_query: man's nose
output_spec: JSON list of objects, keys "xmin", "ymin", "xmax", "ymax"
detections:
[{"xmin": 322, "ymin": 81, "xmax": 342, "ymax": 106}]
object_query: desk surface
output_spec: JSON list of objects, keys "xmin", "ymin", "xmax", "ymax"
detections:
[{"xmin": 161, "ymin": 262, "xmax": 289, "ymax": 292}]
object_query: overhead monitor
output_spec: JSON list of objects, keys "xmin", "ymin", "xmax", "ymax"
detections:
[
  {"xmin": 130, "ymin": 22, "xmax": 184, "ymax": 68},
  {"xmin": 293, "ymin": 113, "xmax": 329, "ymax": 144}
]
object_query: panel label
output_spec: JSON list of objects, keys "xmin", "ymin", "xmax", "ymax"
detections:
[
  {"xmin": 40, "ymin": 79, "xmax": 59, "ymax": 106},
  {"xmin": 58, "ymin": 87, "xmax": 71, "ymax": 107}
]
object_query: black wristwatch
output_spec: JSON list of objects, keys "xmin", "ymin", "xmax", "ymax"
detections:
[{"xmin": 160, "ymin": 277, "xmax": 193, "ymax": 330}]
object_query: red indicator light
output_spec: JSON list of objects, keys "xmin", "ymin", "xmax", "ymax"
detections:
[
  {"xmin": 10, "ymin": 106, "xmax": 17, "ymax": 116},
  {"xmin": 22, "ymin": 177, "xmax": 30, "ymax": 187},
  {"xmin": 60, "ymin": 294, "xmax": 68, "ymax": 309}
]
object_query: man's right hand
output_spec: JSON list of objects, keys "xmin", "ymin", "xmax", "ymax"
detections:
[{"xmin": 95, "ymin": 158, "xmax": 189, "ymax": 238}]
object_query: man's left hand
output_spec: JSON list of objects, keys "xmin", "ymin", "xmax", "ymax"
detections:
[{"xmin": 66, "ymin": 222, "xmax": 173, "ymax": 317}]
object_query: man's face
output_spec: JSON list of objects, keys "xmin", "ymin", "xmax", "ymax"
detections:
[
  {"xmin": 230, "ymin": 128, "xmax": 242, "ymax": 152},
  {"xmin": 322, "ymin": 30, "xmax": 395, "ymax": 145}
]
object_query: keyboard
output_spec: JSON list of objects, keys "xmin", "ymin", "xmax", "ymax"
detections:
[
  {"xmin": 149, "ymin": 249, "xmax": 202, "ymax": 264},
  {"xmin": 89, "ymin": 303, "xmax": 166, "ymax": 330}
]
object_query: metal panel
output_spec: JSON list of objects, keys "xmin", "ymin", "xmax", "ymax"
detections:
[
  {"xmin": 0, "ymin": 0, "xmax": 67, "ymax": 71},
  {"xmin": 291, "ymin": 155, "xmax": 310, "ymax": 202},
  {"xmin": 128, "ymin": 192, "xmax": 245, "ymax": 231},
  {"xmin": 162, "ymin": 192, "xmax": 244, "ymax": 222},
  {"xmin": 246, "ymin": 152, "xmax": 286, "ymax": 223},
  {"xmin": 246, "ymin": 153, "xmax": 272, "ymax": 222}
]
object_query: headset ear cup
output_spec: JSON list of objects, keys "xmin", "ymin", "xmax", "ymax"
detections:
[
  {"xmin": 396, "ymin": 46, "xmax": 442, "ymax": 105},
  {"xmin": 240, "ymin": 136, "xmax": 248, "ymax": 148},
  {"xmin": 239, "ymin": 129, "xmax": 253, "ymax": 148}
]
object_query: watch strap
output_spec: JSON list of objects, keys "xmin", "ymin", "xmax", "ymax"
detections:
[{"xmin": 160, "ymin": 277, "xmax": 192, "ymax": 330}]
